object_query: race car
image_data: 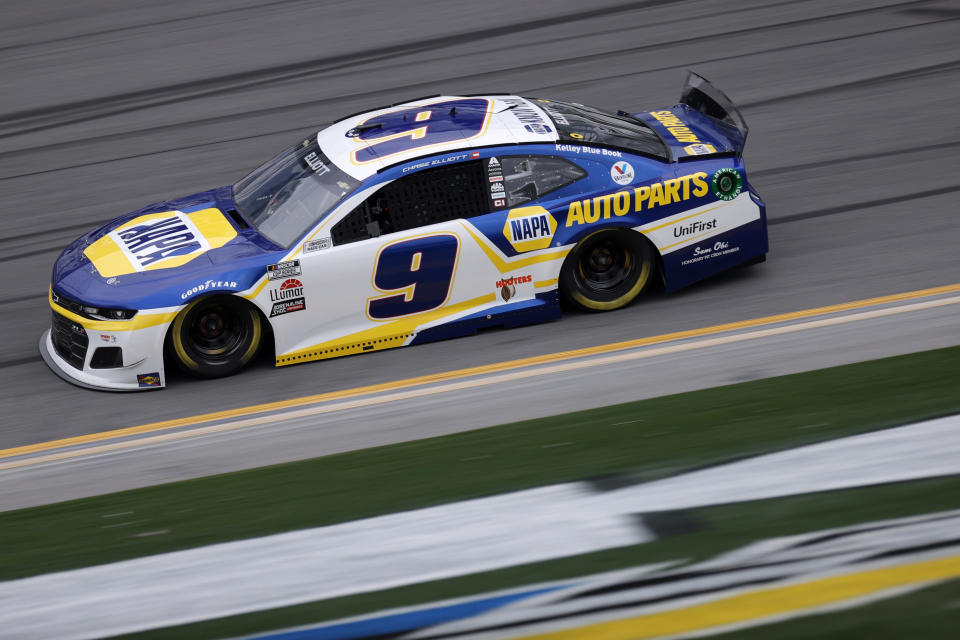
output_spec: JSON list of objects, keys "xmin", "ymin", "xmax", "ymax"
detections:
[{"xmin": 40, "ymin": 72, "xmax": 767, "ymax": 391}]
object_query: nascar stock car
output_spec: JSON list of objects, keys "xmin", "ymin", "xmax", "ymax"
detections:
[{"xmin": 41, "ymin": 73, "xmax": 767, "ymax": 390}]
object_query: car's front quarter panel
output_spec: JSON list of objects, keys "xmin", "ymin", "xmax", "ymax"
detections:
[{"xmin": 43, "ymin": 289, "xmax": 176, "ymax": 390}]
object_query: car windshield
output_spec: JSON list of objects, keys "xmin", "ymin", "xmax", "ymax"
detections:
[
  {"xmin": 529, "ymin": 98, "xmax": 669, "ymax": 160},
  {"xmin": 233, "ymin": 138, "xmax": 360, "ymax": 247}
]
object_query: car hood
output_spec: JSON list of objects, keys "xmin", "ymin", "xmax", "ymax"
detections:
[{"xmin": 52, "ymin": 187, "xmax": 284, "ymax": 310}]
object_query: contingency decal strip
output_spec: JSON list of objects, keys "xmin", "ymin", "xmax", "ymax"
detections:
[{"xmin": 276, "ymin": 293, "xmax": 497, "ymax": 365}]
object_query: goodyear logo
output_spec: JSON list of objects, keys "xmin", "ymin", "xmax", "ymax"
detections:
[
  {"xmin": 84, "ymin": 209, "xmax": 237, "ymax": 278},
  {"xmin": 503, "ymin": 206, "xmax": 557, "ymax": 251},
  {"xmin": 566, "ymin": 172, "xmax": 710, "ymax": 227},
  {"xmin": 650, "ymin": 110, "xmax": 701, "ymax": 144}
]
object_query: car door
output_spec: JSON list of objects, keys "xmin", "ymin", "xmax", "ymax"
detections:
[
  {"xmin": 462, "ymin": 154, "xmax": 589, "ymax": 304},
  {"xmin": 277, "ymin": 159, "xmax": 499, "ymax": 361}
]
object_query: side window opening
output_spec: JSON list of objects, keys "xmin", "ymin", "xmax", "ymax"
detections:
[
  {"xmin": 489, "ymin": 156, "xmax": 587, "ymax": 209},
  {"xmin": 332, "ymin": 161, "xmax": 487, "ymax": 246}
]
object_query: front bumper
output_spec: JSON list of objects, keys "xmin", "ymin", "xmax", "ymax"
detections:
[{"xmin": 39, "ymin": 298, "xmax": 173, "ymax": 391}]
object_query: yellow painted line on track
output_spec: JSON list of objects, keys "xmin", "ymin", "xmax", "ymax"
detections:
[
  {"xmin": 519, "ymin": 553, "xmax": 960, "ymax": 639},
  {"xmin": 4, "ymin": 282, "xmax": 960, "ymax": 464},
  {"xmin": 5, "ymin": 292, "xmax": 960, "ymax": 472}
]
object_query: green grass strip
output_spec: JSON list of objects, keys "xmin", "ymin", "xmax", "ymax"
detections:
[{"xmin": 2, "ymin": 344, "xmax": 959, "ymax": 583}]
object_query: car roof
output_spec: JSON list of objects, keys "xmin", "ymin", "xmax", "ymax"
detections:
[{"xmin": 316, "ymin": 95, "xmax": 559, "ymax": 181}]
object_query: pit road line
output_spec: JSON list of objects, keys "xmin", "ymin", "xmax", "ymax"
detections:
[{"xmin": 3, "ymin": 289, "xmax": 959, "ymax": 471}]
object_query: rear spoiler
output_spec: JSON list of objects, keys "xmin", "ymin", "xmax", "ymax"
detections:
[{"xmin": 679, "ymin": 72, "xmax": 748, "ymax": 156}]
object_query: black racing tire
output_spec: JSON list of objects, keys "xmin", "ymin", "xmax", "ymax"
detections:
[
  {"xmin": 170, "ymin": 295, "xmax": 263, "ymax": 378},
  {"xmin": 560, "ymin": 230, "xmax": 656, "ymax": 312}
]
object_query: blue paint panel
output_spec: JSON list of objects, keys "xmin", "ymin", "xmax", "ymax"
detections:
[
  {"xmin": 51, "ymin": 187, "xmax": 286, "ymax": 310},
  {"xmin": 250, "ymin": 585, "xmax": 565, "ymax": 640},
  {"xmin": 411, "ymin": 290, "xmax": 561, "ymax": 346},
  {"xmin": 368, "ymin": 234, "xmax": 459, "ymax": 319},
  {"xmin": 661, "ymin": 214, "xmax": 768, "ymax": 291}
]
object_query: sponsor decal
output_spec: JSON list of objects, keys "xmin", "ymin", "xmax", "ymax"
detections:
[
  {"xmin": 303, "ymin": 237, "xmax": 331, "ymax": 253},
  {"xmin": 105, "ymin": 277, "xmax": 119, "ymax": 285},
  {"xmin": 541, "ymin": 102, "xmax": 570, "ymax": 125},
  {"xmin": 114, "ymin": 213, "xmax": 205, "ymax": 269},
  {"xmin": 304, "ymin": 152, "xmax": 330, "ymax": 175},
  {"xmin": 487, "ymin": 156, "xmax": 503, "ymax": 186},
  {"xmin": 610, "ymin": 161, "xmax": 634, "ymax": 185},
  {"xmin": 137, "ymin": 372, "xmax": 161, "ymax": 388},
  {"xmin": 681, "ymin": 240, "xmax": 741, "ymax": 266},
  {"xmin": 270, "ymin": 298, "xmax": 305, "ymax": 317},
  {"xmin": 554, "ymin": 143, "xmax": 622, "ymax": 158},
  {"xmin": 565, "ymin": 172, "xmax": 710, "ymax": 227},
  {"xmin": 83, "ymin": 208, "xmax": 236, "ymax": 277},
  {"xmin": 71, "ymin": 323, "xmax": 86, "ymax": 336},
  {"xmin": 493, "ymin": 198, "xmax": 506, "ymax": 208},
  {"xmin": 524, "ymin": 123, "xmax": 553, "ymax": 135},
  {"xmin": 490, "ymin": 182, "xmax": 505, "ymax": 194},
  {"xmin": 100, "ymin": 334, "xmax": 117, "ymax": 343},
  {"xmin": 266, "ymin": 259, "xmax": 301, "ymax": 280},
  {"xmin": 673, "ymin": 218, "xmax": 717, "ymax": 238},
  {"xmin": 180, "ymin": 279, "xmax": 239, "ymax": 301},
  {"xmin": 500, "ymin": 97, "xmax": 552, "ymax": 135},
  {"xmin": 684, "ymin": 143, "xmax": 716, "ymax": 155},
  {"xmin": 712, "ymin": 168, "xmax": 743, "ymax": 201},
  {"xmin": 496, "ymin": 274, "xmax": 532, "ymax": 302},
  {"xmin": 470, "ymin": 151, "xmax": 480, "ymax": 159},
  {"xmin": 496, "ymin": 274, "xmax": 532, "ymax": 287},
  {"xmin": 503, "ymin": 206, "xmax": 557, "ymax": 252},
  {"xmin": 649, "ymin": 110, "xmax": 701, "ymax": 143},
  {"xmin": 269, "ymin": 278, "xmax": 303, "ymax": 302}
]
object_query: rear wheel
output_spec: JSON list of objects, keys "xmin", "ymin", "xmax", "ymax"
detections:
[
  {"xmin": 560, "ymin": 230, "xmax": 656, "ymax": 311},
  {"xmin": 170, "ymin": 296, "xmax": 262, "ymax": 378}
]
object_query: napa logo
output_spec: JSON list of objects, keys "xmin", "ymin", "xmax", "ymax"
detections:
[
  {"xmin": 84, "ymin": 208, "xmax": 237, "ymax": 278},
  {"xmin": 502, "ymin": 206, "xmax": 557, "ymax": 252}
]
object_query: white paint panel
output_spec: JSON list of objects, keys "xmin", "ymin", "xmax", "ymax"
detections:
[
  {"xmin": 318, "ymin": 96, "xmax": 557, "ymax": 181},
  {"xmin": 0, "ymin": 484, "xmax": 649, "ymax": 640}
]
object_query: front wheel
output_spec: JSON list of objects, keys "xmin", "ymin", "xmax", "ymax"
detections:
[
  {"xmin": 560, "ymin": 230, "xmax": 656, "ymax": 311},
  {"xmin": 170, "ymin": 296, "xmax": 263, "ymax": 378}
]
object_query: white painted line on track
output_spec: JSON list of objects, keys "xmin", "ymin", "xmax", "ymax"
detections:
[{"xmin": 4, "ymin": 415, "xmax": 960, "ymax": 640}]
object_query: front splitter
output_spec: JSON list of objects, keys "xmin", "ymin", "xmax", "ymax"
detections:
[{"xmin": 38, "ymin": 330, "xmax": 153, "ymax": 392}]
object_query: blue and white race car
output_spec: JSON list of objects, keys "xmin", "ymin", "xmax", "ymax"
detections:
[{"xmin": 41, "ymin": 73, "xmax": 767, "ymax": 390}]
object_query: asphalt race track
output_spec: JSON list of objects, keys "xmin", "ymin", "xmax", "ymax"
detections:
[{"xmin": 1, "ymin": 0, "xmax": 958, "ymax": 498}]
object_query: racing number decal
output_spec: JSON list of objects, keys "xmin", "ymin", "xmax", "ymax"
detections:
[
  {"xmin": 367, "ymin": 234, "xmax": 459, "ymax": 319},
  {"xmin": 350, "ymin": 98, "xmax": 490, "ymax": 164}
]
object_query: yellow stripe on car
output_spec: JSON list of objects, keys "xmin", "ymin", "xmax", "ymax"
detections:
[
  {"xmin": 276, "ymin": 293, "xmax": 497, "ymax": 365},
  {"xmin": 49, "ymin": 288, "xmax": 176, "ymax": 332}
]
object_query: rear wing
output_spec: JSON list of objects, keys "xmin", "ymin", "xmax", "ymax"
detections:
[{"xmin": 679, "ymin": 72, "xmax": 748, "ymax": 156}]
